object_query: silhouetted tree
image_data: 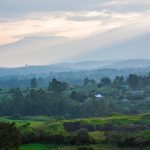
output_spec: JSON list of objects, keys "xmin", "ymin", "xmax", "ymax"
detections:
[
  {"xmin": 0, "ymin": 122, "xmax": 20, "ymax": 150},
  {"xmin": 30, "ymin": 78, "xmax": 37, "ymax": 88},
  {"xmin": 84, "ymin": 77, "xmax": 90, "ymax": 86},
  {"xmin": 48, "ymin": 78, "xmax": 67, "ymax": 92},
  {"xmin": 101, "ymin": 77, "xmax": 111, "ymax": 86},
  {"xmin": 127, "ymin": 74, "xmax": 139, "ymax": 89}
]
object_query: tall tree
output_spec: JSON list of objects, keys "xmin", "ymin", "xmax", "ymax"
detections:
[
  {"xmin": 127, "ymin": 74, "xmax": 139, "ymax": 89},
  {"xmin": 101, "ymin": 77, "xmax": 111, "ymax": 86},
  {"xmin": 30, "ymin": 78, "xmax": 37, "ymax": 88},
  {"xmin": 84, "ymin": 77, "xmax": 90, "ymax": 86}
]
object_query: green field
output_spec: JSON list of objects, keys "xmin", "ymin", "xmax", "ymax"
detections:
[
  {"xmin": 20, "ymin": 144, "xmax": 150, "ymax": 150},
  {"xmin": 1, "ymin": 114, "xmax": 150, "ymax": 150},
  {"xmin": 20, "ymin": 144, "xmax": 47, "ymax": 150}
]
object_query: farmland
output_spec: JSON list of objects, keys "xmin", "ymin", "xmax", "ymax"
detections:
[{"xmin": 0, "ymin": 114, "xmax": 150, "ymax": 149}]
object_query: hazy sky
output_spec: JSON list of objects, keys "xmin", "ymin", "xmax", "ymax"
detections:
[{"xmin": 0, "ymin": 0, "xmax": 150, "ymax": 67}]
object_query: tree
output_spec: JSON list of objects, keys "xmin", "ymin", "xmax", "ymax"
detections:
[
  {"xmin": 48, "ymin": 78, "xmax": 67, "ymax": 92},
  {"xmin": 114, "ymin": 76, "xmax": 124, "ymax": 89},
  {"xmin": 127, "ymin": 74, "xmax": 139, "ymax": 89},
  {"xmin": 11, "ymin": 88, "xmax": 25, "ymax": 116},
  {"xmin": 0, "ymin": 122, "xmax": 20, "ymax": 150},
  {"xmin": 70, "ymin": 91, "xmax": 87, "ymax": 102},
  {"xmin": 30, "ymin": 78, "xmax": 37, "ymax": 88},
  {"xmin": 74, "ymin": 128, "xmax": 90, "ymax": 144},
  {"xmin": 84, "ymin": 77, "xmax": 90, "ymax": 86},
  {"xmin": 101, "ymin": 77, "xmax": 111, "ymax": 86}
]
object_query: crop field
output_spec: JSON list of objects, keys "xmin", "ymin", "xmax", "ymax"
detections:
[{"xmin": 0, "ymin": 114, "xmax": 150, "ymax": 150}]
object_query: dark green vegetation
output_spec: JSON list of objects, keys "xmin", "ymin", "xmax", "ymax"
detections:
[
  {"xmin": 0, "ymin": 64, "xmax": 150, "ymax": 89},
  {"xmin": 0, "ymin": 73, "xmax": 150, "ymax": 149},
  {"xmin": 0, "ymin": 74, "xmax": 150, "ymax": 117},
  {"xmin": 19, "ymin": 144, "xmax": 150, "ymax": 150},
  {"xmin": 0, "ymin": 114, "xmax": 150, "ymax": 149},
  {"xmin": 0, "ymin": 122, "xmax": 20, "ymax": 150}
]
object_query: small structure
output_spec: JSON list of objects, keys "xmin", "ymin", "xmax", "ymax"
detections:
[
  {"xmin": 121, "ymin": 98, "xmax": 129, "ymax": 102},
  {"xmin": 95, "ymin": 94, "xmax": 103, "ymax": 100},
  {"xmin": 121, "ymin": 96, "xmax": 129, "ymax": 102}
]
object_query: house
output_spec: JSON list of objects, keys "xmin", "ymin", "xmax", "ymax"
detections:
[
  {"xmin": 121, "ymin": 98, "xmax": 129, "ymax": 102},
  {"xmin": 95, "ymin": 94, "xmax": 103, "ymax": 100}
]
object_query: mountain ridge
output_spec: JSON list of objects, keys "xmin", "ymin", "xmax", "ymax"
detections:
[{"xmin": 0, "ymin": 59, "xmax": 150, "ymax": 76}]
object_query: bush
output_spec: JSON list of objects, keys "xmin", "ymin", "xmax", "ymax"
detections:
[
  {"xmin": 105, "ymin": 130, "xmax": 150, "ymax": 147},
  {"xmin": 70, "ymin": 128, "xmax": 93, "ymax": 144},
  {"xmin": 142, "ymin": 114, "xmax": 150, "ymax": 119},
  {"xmin": 0, "ymin": 122, "xmax": 20, "ymax": 150},
  {"xmin": 78, "ymin": 147, "xmax": 94, "ymax": 150}
]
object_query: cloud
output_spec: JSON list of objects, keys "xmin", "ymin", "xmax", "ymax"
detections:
[
  {"xmin": 102, "ymin": 0, "xmax": 150, "ymax": 7},
  {"xmin": 0, "ymin": 0, "xmax": 105, "ymax": 15},
  {"xmin": 1, "ymin": 9, "xmax": 149, "ymax": 45},
  {"xmin": 1, "ymin": 20, "xmax": 150, "ymax": 67},
  {"xmin": 0, "ymin": 0, "xmax": 150, "ymax": 66},
  {"xmin": 100, "ymin": 0, "xmax": 150, "ymax": 12},
  {"xmin": 1, "ymin": 0, "xmax": 149, "ymax": 15}
]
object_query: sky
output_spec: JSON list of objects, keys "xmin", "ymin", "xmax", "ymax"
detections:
[{"xmin": 0, "ymin": 0, "xmax": 150, "ymax": 67}]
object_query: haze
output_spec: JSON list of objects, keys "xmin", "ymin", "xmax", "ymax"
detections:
[{"xmin": 0, "ymin": 0, "xmax": 150, "ymax": 67}]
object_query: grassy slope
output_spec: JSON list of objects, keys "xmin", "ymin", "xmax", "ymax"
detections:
[
  {"xmin": 0, "ymin": 114, "xmax": 150, "ymax": 134},
  {"xmin": 0, "ymin": 114, "xmax": 150, "ymax": 149}
]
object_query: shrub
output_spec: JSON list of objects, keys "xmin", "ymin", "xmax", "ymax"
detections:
[
  {"xmin": 142, "ymin": 114, "xmax": 150, "ymax": 119},
  {"xmin": 0, "ymin": 122, "xmax": 20, "ymax": 150},
  {"xmin": 105, "ymin": 130, "xmax": 150, "ymax": 147},
  {"xmin": 70, "ymin": 128, "xmax": 93, "ymax": 144},
  {"xmin": 78, "ymin": 147, "xmax": 94, "ymax": 150}
]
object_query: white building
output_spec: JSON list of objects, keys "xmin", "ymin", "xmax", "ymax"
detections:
[{"xmin": 95, "ymin": 94, "xmax": 103, "ymax": 99}]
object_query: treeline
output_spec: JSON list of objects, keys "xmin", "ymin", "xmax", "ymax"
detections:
[
  {"xmin": 0, "ymin": 74, "xmax": 150, "ymax": 118},
  {"xmin": 0, "ymin": 68, "xmax": 149, "ymax": 89}
]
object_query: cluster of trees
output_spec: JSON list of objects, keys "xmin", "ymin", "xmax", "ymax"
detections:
[
  {"xmin": 0, "ymin": 68, "xmax": 149, "ymax": 89},
  {"xmin": 0, "ymin": 88, "xmax": 109, "ymax": 117},
  {"xmin": 96, "ymin": 73, "xmax": 150, "ymax": 90},
  {"xmin": 127, "ymin": 74, "xmax": 150, "ymax": 90},
  {"xmin": 0, "ymin": 73, "xmax": 150, "ymax": 118}
]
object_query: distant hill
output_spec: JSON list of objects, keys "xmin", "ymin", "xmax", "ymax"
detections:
[
  {"xmin": 0, "ymin": 59, "xmax": 150, "ymax": 77},
  {"xmin": 0, "ymin": 28, "xmax": 150, "ymax": 67}
]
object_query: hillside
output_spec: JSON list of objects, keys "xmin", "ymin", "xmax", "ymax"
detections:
[
  {"xmin": 0, "ymin": 59, "xmax": 150, "ymax": 76},
  {"xmin": 0, "ymin": 114, "xmax": 150, "ymax": 149}
]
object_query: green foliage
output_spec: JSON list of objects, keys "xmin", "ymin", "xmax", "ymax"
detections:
[
  {"xmin": 106, "ymin": 130, "xmax": 150, "ymax": 147},
  {"xmin": 20, "ymin": 144, "xmax": 150, "ymax": 150},
  {"xmin": 20, "ymin": 144, "xmax": 47, "ymax": 150},
  {"xmin": 69, "ymin": 128, "xmax": 93, "ymax": 145},
  {"xmin": 101, "ymin": 77, "xmax": 111, "ymax": 87},
  {"xmin": 89, "ymin": 131, "xmax": 105, "ymax": 143},
  {"xmin": 48, "ymin": 78, "xmax": 67, "ymax": 92},
  {"xmin": 0, "ymin": 114, "xmax": 150, "ymax": 149},
  {"xmin": 72, "ymin": 128, "xmax": 91, "ymax": 144},
  {"xmin": 0, "ymin": 74, "xmax": 150, "ymax": 118},
  {"xmin": 0, "ymin": 122, "xmax": 20, "ymax": 150}
]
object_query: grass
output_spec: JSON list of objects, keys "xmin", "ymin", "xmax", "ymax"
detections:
[
  {"xmin": 20, "ymin": 144, "xmax": 150, "ymax": 150},
  {"xmin": 1, "ymin": 114, "xmax": 150, "ymax": 150},
  {"xmin": 1, "ymin": 113, "xmax": 150, "ymax": 127},
  {"xmin": 20, "ymin": 144, "xmax": 47, "ymax": 150},
  {"xmin": 0, "ymin": 114, "xmax": 150, "ymax": 137}
]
